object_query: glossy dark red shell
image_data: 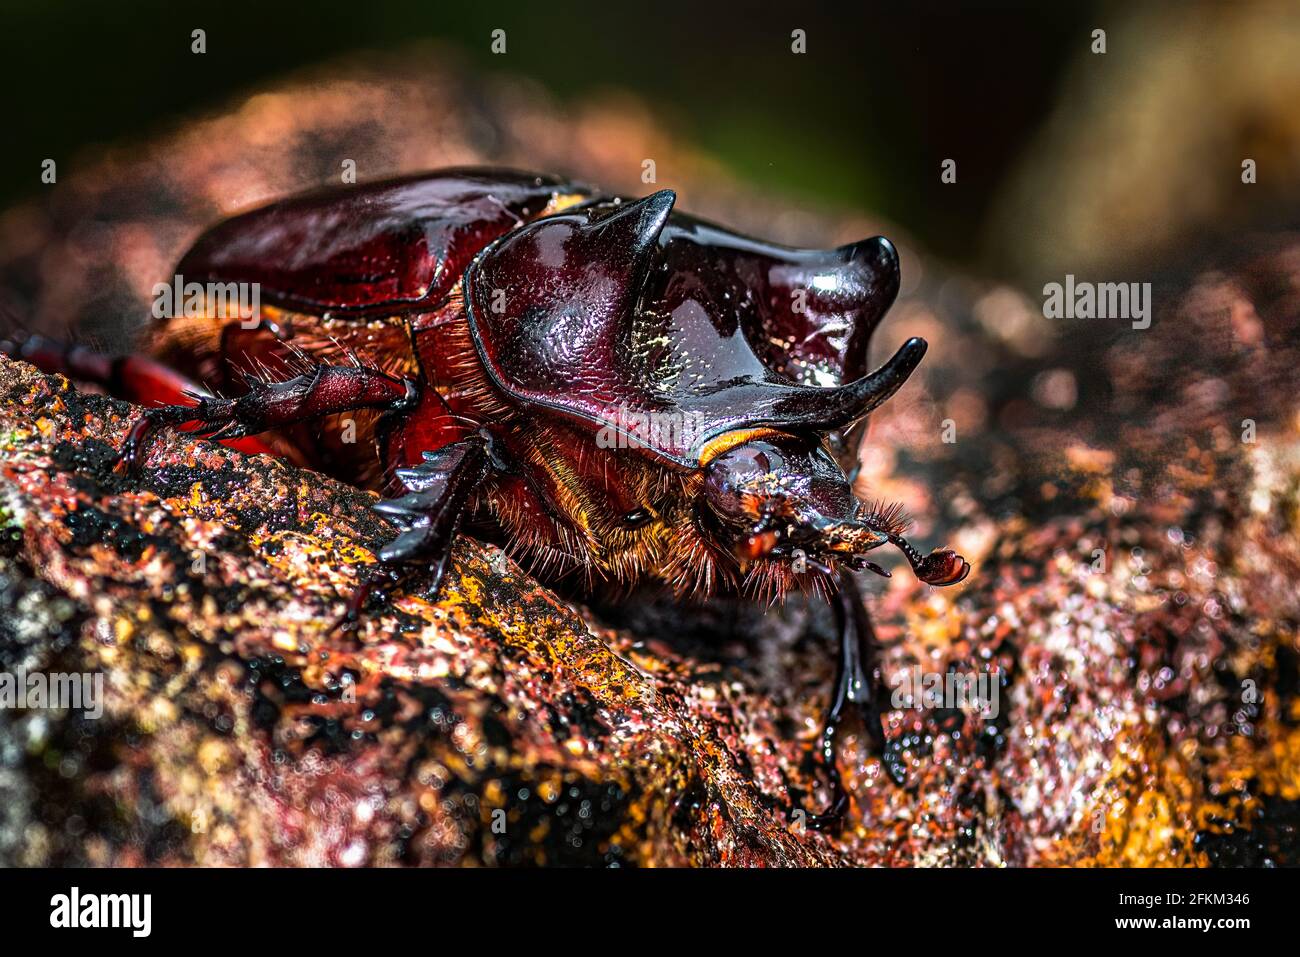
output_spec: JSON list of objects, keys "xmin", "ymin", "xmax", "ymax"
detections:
[
  {"xmin": 169, "ymin": 168, "xmax": 910, "ymax": 469},
  {"xmin": 465, "ymin": 192, "xmax": 905, "ymax": 466},
  {"xmin": 175, "ymin": 168, "xmax": 584, "ymax": 316}
]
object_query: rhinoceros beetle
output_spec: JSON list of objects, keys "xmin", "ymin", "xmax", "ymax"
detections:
[{"xmin": 6, "ymin": 168, "xmax": 969, "ymax": 828}]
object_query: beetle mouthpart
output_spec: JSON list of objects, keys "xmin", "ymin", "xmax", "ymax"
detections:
[
  {"xmin": 739, "ymin": 528, "xmax": 781, "ymax": 562},
  {"xmin": 816, "ymin": 519, "xmax": 890, "ymax": 555},
  {"xmin": 737, "ymin": 511, "xmax": 888, "ymax": 565}
]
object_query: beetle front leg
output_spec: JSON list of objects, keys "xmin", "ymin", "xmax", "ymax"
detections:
[
  {"xmin": 336, "ymin": 435, "xmax": 490, "ymax": 632},
  {"xmin": 115, "ymin": 364, "xmax": 418, "ymax": 472},
  {"xmin": 806, "ymin": 566, "xmax": 894, "ymax": 832}
]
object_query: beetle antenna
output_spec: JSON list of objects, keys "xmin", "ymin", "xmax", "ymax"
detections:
[
  {"xmin": 883, "ymin": 531, "xmax": 971, "ymax": 587},
  {"xmin": 887, "ymin": 532, "xmax": 926, "ymax": 570}
]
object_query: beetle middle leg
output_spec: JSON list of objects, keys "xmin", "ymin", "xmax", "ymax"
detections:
[
  {"xmin": 806, "ymin": 565, "xmax": 895, "ymax": 831},
  {"xmin": 115, "ymin": 364, "xmax": 418, "ymax": 472},
  {"xmin": 335, "ymin": 435, "xmax": 490, "ymax": 632}
]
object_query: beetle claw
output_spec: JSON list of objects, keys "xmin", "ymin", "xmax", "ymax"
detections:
[{"xmin": 113, "ymin": 407, "xmax": 196, "ymax": 475}]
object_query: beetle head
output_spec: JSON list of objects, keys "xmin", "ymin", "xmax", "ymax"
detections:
[{"xmin": 701, "ymin": 433, "xmax": 969, "ymax": 587}]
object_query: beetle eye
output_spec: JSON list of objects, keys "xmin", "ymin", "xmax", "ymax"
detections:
[{"xmin": 622, "ymin": 508, "xmax": 653, "ymax": 529}]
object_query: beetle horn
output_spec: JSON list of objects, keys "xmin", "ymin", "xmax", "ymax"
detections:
[
  {"xmin": 754, "ymin": 235, "xmax": 901, "ymax": 387},
  {"xmin": 596, "ymin": 189, "xmax": 675, "ymax": 270},
  {"xmin": 768, "ymin": 336, "xmax": 928, "ymax": 430},
  {"xmin": 831, "ymin": 236, "xmax": 900, "ymax": 381}
]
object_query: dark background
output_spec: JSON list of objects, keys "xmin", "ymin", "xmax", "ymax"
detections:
[{"xmin": 0, "ymin": 0, "xmax": 1099, "ymax": 267}]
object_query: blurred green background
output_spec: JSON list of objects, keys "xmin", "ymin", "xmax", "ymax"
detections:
[{"xmin": 0, "ymin": 0, "xmax": 1098, "ymax": 266}]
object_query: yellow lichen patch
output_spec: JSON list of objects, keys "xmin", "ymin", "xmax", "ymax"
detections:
[
  {"xmin": 403, "ymin": 552, "xmax": 656, "ymax": 714},
  {"xmin": 1253, "ymin": 720, "xmax": 1300, "ymax": 802},
  {"xmin": 1078, "ymin": 729, "xmax": 1202, "ymax": 867},
  {"xmin": 251, "ymin": 528, "xmax": 375, "ymax": 588},
  {"xmin": 197, "ymin": 737, "xmax": 234, "ymax": 775}
]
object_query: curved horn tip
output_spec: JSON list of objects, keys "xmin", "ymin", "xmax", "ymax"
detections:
[
  {"xmin": 838, "ymin": 235, "xmax": 898, "ymax": 271},
  {"xmin": 643, "ymin": 188, "xmax": 677, "ymax": 208},
  {"xmin": 832, "ymin": 238, "xmax": 901, "ymax": 318},
  {"xmin": 601, "ymin": 189, "xmax": 674, "ymax": 250},
  {"xmin": 883, "ymin": 338, "xmax": 925, "ymax": 379},
  {"xmin": 638, "ymin": 189, "xmax": 676, "ymax": 228},
  {"xmin": 893, "ymin": 336, "xmax": 927, "ymax": 368},
  {"xmin": 861, "ymin": 335, "xmax": 926, "ymax": 401},
  {"xmin": 873, "ymin": 236, "xmax": 899, "ymax": 278}
]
